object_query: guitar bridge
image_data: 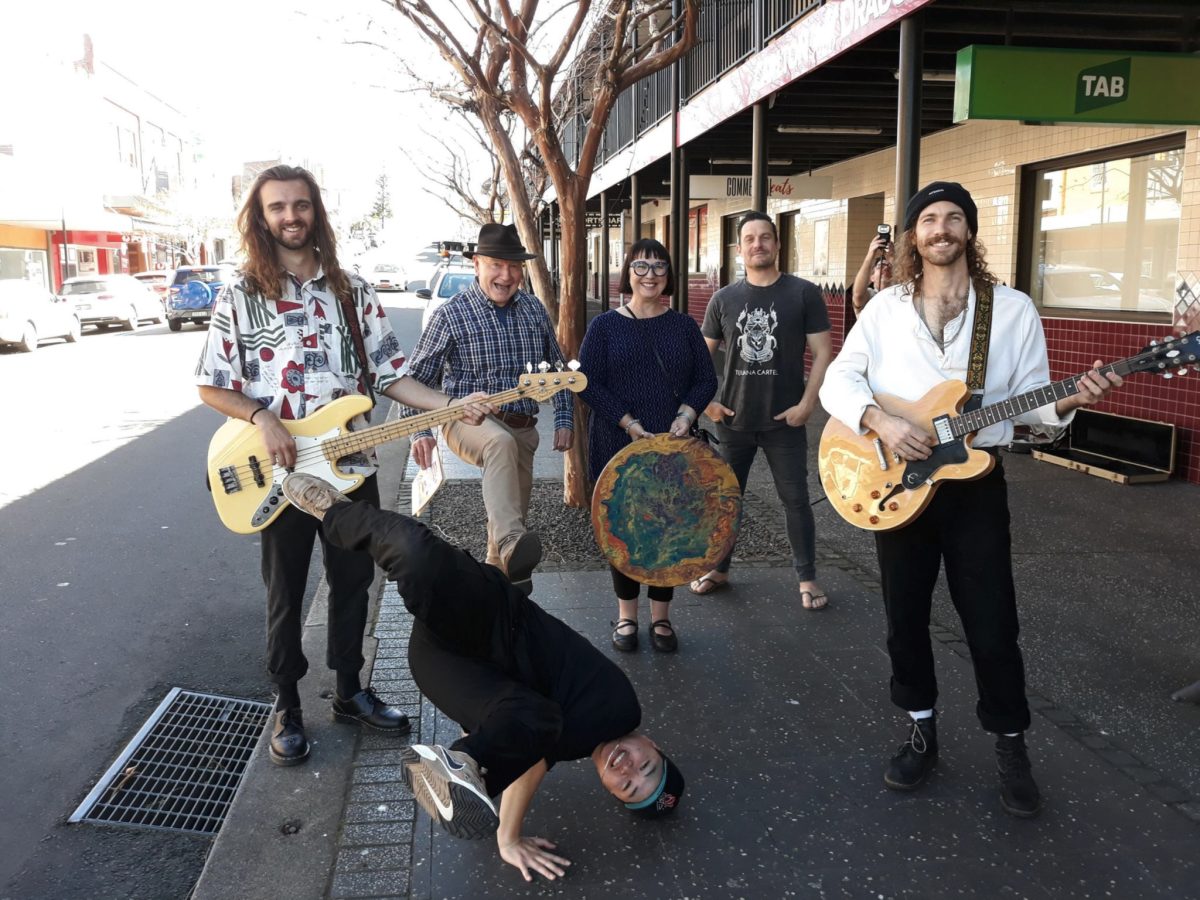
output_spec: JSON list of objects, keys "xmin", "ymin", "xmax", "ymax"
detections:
[{"xmin": 218, "ymin": 466, "xmax": 241, "ymax": 494}]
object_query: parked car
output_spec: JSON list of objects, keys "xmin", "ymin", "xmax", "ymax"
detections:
[
  {"xmin": 369, "ymin": 263, "xmax": 405, "ymax": 292},
  {"xmin": 418, "ymin": 261, "xmax": 476, "ymax": 332},
  {"xmin": 0, "ymin": 279, "xmax": 81, "ymax": 352},
  {"xmin": 1039, "ymin": 264, "xmax": 1169, "ymax": 314},
  {"xmin": 133, "ymin": 269, "xmax": 173, "ymax": 309},
  {"xmin": 166, "ymin": 265, "xmax": 237, "ymax": 331},
  {"xmin": 61, "ymin": 274, "xmax": 164, "ymax": 331}
]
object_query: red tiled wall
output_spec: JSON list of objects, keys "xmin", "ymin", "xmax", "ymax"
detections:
[
  {"xmin": 1043, "ymin": 318, "xmax": 1200, "ymax": 484},
  {"xmin": 686, "ymin": 276, "xmax": 715, "ymax": 323}
]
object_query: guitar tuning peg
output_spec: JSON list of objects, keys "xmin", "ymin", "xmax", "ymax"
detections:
[
  {"xmin": 537, "ymin": 361, "xmax": 550, "ymax": 373},
  {"xmin": 1149, "ymin": 339, "xmax": 1158, "ymax": 346},
  {"xmin": 1178, "ymin": 368, "xmax": 1188, "ymax": 377},
  {"xmin": 555, "ymin": 361, "xmax": 564, "ymax": 372},
  {"xmin": 525, "ymin": 362, "xmax": 533, "ymax": 373},
  {"xmin": 1163, "ymin": 371, "xmax": 1173, "ymax": 379},
  {"xmin": 567, "ymin": 360, "xmax": 581, "ymax": 371}
]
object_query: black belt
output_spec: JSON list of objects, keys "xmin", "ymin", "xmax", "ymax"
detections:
[{"xmin": 495, "ymin": 411, "xmax": 537, "ymax": 429}]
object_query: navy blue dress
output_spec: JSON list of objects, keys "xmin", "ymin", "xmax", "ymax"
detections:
[{"xmin": 579, "ymin": 308, "xmax": 718, "ymax": 483}]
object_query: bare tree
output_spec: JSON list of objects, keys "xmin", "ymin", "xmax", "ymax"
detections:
[{"xmin": 391, "ymin": 0, "xmax": 699, "ymax": 506}]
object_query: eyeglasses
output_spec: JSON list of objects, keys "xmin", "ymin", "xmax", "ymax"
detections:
[{"xmin": 630, "ymin": 260, "xmax": 670, "ymax": 276}]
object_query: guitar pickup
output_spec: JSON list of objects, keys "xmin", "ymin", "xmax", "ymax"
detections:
[
  {"xmin": 218, "ymin": 466, "xmax": 242, "ymax": 494},
  {"xmin": 248, "ymin": 455, "xmax": 266, "ymax": 488}
]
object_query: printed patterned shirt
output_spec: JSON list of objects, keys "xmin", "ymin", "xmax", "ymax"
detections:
[
  {"xmin": 195, "ymin": 268, "xmax": 409, "ymax": 471},
  {"xmin": 403, "ymin": 281, "xmax": 574, "ymax": 438}
]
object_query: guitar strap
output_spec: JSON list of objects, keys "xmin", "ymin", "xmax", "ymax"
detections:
[
  {"xmin": 963, "ymin": 280, "xmax": 994, "ymax": 413},
  {"xmin": 341, "ymin": 282, "xmax": 377, "ymax": 406}
]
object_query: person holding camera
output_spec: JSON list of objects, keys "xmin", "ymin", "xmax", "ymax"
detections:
[{"xmin": 851, "ymin": 225, "xmax": 894, "ymax": 315}]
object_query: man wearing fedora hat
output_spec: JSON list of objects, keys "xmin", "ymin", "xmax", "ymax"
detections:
[
  {"xmin": 821, "ymin": 180, "xmax": 1123, "ymax": 818},
  {"xmin": 405, "ymin": 223, "xmax": 574, "ymax": 591}
]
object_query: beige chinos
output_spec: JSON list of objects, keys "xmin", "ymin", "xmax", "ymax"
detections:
[{"xmin": 443, "ymin": 416, "xmax": 540, "ymax": 567}]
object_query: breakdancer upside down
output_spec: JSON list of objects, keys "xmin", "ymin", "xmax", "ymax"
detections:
[{"xmin": 281, "ymin": 474, "xmax": 685, "ymax": 881}]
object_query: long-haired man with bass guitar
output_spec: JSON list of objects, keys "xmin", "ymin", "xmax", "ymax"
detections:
[
  {"xmin": 819, "ymin": 182, "xmax": 1122, "ymax": 817},
  {"xmin": 196, "ymin": 165, "xmax": 493, "ymax": 767}
]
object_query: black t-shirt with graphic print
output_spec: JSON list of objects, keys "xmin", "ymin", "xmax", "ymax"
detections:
[{"xmin": 701, "ymin": 273, "xmax": 830, "ymax": 431}]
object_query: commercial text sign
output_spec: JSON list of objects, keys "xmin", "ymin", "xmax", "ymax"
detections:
[
  {"xmin": 688, "ymin": 174, "xmax": 833, "ymax": 201},
  {"xmin": 954, "ymin": 45, "xmax": 1200, "ymax": 126}
]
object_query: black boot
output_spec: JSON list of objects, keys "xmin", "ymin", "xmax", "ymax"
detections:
[
  {"xmin": 269, "ymin": 708, "xmax": 310, "ymax": 767},
  {"xmin": 884, "ymin": 714, "xmax": 938, "ymax": 791},
  {"xmin": 996, "ymin": 733, "xmax": 1042, "ymax": 818}
]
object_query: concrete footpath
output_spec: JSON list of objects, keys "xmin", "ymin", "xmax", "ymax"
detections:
[{"xmin": 193, "ymin": 409, "xmax": 1200, "ymax": 900}]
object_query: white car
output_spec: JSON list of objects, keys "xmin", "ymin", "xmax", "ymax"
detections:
[
  {"xmin": 1040, "ymin": 265, "xmax": 1169, "ymax": 315},
  {"xmin": 0, "ymin": 280, "xmax": 81, "ymax": 352},
  {"xmin": 369, "ymin": 263, "xmax": 405, "ymax": 292},
  {"xmin": 417, "ymin": 263, "xmax": 476, "ymax": 332},
  {"xmin": 61, "ymin": 274, "xmax": 164, "ymax": 330}
]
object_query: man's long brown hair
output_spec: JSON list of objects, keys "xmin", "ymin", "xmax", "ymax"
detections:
[
  {"xmin": 892, "ymin": 227, "xmax": 998, "ymax": 292},
  {"xmin": 237, "ymin": 165, "xmax": 352, "ymax": 303}
]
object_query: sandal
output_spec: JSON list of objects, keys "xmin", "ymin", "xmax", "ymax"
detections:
[
  {"xmin": 800, "ymin": 590, "xmax": 829, "ymax": 612},
  {"xmin": 611, "ymin": 618, "xmax": 639, "ymax": 652},
  {"xmin": 650, "ymin": 619, "xmax": 678, "ymax": 653},
  {"xmin": 689, "ymin": 573, "xmax": 729, "ymax": 596}
]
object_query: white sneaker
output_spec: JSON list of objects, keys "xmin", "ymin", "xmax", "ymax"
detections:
[{"xmin": 399, "ymin": 744, "xmax": 498, "ymax": 839}]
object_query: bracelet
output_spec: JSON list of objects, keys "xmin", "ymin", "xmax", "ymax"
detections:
[
  {"xmin": 625, "ymin": 419, "xmax": 641, "ymax": 433},
  {"xmin": 675, "ymin": 409, "xmax": 695, "ymax": 423},
  {"xmin": 445, "ymin": 396, "xmax": 454, "ymax": 407},
  {"xmin": 249, "ymin": 407, "xmax": 265, "ymax": 425}
]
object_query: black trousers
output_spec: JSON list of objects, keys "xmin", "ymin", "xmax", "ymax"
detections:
[
  {"xmin": 323, "ymin": 501, "xmax": 565, "ymax": 797},
  {"xmin": 260, "ymin": 475, "xmax": 379, "ymax": 686},
  {"xmin": 874, "ymin": 459, "xmax": 1031, "ymax": 735}
]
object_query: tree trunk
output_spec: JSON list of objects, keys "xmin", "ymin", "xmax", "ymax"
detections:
[
  {"xmin": 476, "ymin": 98, "xmax": 560, "ymax": 326},
  {"xmin": 555, "ymin": 181, "xmax": 591, "ymax": 508}
]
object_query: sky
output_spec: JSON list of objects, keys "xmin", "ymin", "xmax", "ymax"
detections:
[{"xmin": 10, "ymin": 0, "xmax": 485, "ymax": 259}]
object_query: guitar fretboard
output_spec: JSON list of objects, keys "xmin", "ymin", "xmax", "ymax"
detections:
[
  {"xmin": 949, "ymin": 360, "xmax": 1135, "ymax": 439},
  {"xmin": 320, "ymin": 380, "xmax": 574, "ymax": 458}
]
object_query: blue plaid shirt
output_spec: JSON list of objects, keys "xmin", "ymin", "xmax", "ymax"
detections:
[{"xmin": 404, "ymin": 281, "xmax": 574, "ymax": 438}]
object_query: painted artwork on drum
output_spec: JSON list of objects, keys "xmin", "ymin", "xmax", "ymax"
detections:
[{"xmin": 592, "ymin": 434, "xmax": 743, "ymax": 587}]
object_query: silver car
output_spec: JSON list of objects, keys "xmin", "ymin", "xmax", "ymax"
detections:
[
  {"xmin": 61, "ymin": 274, "xmax": 165, "ymax": 331},
  {"xmin": 0, "ymin": 280, "xmax": 81, "ymax": 352}
]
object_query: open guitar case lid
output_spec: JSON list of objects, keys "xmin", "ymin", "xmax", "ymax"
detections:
[{"xmin": 1030, "ymin": 408, "xmax": 1176, "ymax": 484}]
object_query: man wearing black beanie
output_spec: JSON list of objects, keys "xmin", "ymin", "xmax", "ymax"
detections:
[{"xmin": 821, "ymin": 181, "xmax": 1124, "ymax": 818}]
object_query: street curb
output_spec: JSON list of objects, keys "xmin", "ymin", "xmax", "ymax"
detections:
[{"xmin": 189, "ymin": 413, "xmax": 411, "ymax": 900}]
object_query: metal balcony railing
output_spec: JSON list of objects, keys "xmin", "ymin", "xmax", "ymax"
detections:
[{"xmin": 582, "ymin": 0, "xmax": 827, "ymax": 168}]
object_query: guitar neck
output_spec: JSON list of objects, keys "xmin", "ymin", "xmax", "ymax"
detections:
[
  {"xmin": 323, "ymin": 386, "xmax": 541, "ymax": 457},
  {"xmin": 950, "ymin": 358, "xmax": 1135, "ymax": 439}
]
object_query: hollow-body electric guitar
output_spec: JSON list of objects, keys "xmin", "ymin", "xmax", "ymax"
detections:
[
  {"xmin": 819, "ymin": 331, "xmax": 1198, "ymax": 532},
  {"xmin": 207, "ymin": 363, "xmax": 588, "ymax": 534}
]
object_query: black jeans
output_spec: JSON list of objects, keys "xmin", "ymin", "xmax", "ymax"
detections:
[
  {"xmin": 260, "ymin": 475, "xmax": 379, "ymax": 686},
  {"xmin": 323, "ymin": 501, "xmax": 564, "ymax": 797},
  {"xmin": 874, "ymin": 460, "xmax": 1030, "ymax": 734},
  {"xmin": 715, "ymin": 423, "xmax": 817, "ymax": 581}
]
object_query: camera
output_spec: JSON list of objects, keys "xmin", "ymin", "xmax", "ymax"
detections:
[{"xmin": 877, "ymin": 224, "xmax": 891, "ymax": 239}]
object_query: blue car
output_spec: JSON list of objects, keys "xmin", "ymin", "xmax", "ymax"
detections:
[{"xmin": 166, "ymin": 265, "xmax": 236, "ymax": 331}]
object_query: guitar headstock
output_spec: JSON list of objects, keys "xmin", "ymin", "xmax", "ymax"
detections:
[
  {"xmin": 518, "ymin": 360, "xmax": 588, "ymax": 399},
  {"xmin": 1131, "ymin": 331, "xmax": 1200, "ymax": 379}
]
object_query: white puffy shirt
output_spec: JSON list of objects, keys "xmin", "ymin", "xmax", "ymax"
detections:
[{"xmin": 819, "ymin": 282, "xmax": 1073, "ymax": 448}]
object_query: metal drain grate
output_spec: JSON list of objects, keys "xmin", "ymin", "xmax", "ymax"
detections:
[{"xmin": 70, "ymin": 688, "xmax": 271, "ymax": 835}]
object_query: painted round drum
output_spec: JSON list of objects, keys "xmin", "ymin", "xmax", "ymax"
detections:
[{"xmin": 591, "ymin": 433, "xmax": 743, "ymax": 587}]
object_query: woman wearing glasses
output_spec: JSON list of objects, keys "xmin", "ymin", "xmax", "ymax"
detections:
[{"xmin": 579, "ymin": 239, "xmax": 717, "ymax": 654}]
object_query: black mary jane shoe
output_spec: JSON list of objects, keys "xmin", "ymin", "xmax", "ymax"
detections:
[
  {"xmin": 269, "ymin": 708, "xmax": 311, "ymax": 767},
  {"xmin": 611, "ymin": 618, "xmax": 639, "ymax": 652},
  {"xmin": 650, "ymin": 619, "xmax": 679, "ymax": 653},
  {"xmin": 332, "ymin": 687, "xmax": 412, "ymax": 733}
]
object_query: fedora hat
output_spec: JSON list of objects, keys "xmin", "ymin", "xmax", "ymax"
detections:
[{"xmin": 464, "ymin": 223, "xmax": 538, "ymax": 261}]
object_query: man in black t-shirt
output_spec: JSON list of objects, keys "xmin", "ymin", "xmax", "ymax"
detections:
[
  {"xmin": 694, "ymin": 211, "xmax": 834, "ymax": 610},
  {"xmin": 280, "ymin": 473, "xmax": 686, "ymax": 883}
]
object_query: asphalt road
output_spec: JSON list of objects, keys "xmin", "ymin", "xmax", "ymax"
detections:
[{"xmin": 0, "ymin": 295, "xmax": 426, "ymax": 900}]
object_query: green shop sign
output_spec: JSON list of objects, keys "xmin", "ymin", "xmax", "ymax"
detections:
[{"xmin": 953, "ymin": 45, "xmax": 1200, "ymax": 126}]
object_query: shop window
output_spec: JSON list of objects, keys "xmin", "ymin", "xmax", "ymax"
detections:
[{"xmin": 1021, "ymin": 136, "xmax": 1182, "ymax": 320}]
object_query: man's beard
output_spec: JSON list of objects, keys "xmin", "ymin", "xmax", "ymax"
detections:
[
  {"xmin": 271, "ymin": 223, "xmax": 312, "ymax": 251},
  {"xmin": 917, "ymin": 234, "xmax": 966, "ymax": 268}
]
